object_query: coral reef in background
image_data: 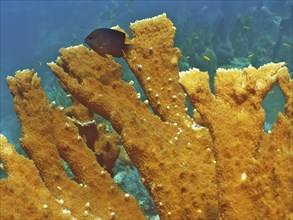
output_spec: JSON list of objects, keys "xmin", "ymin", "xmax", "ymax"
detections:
[
  {"xmin": 176, "ymin": 2, "xmax": 293, "ymax": 77},
  {"xmin": 113, "ymin": 149, "xmax": 158, "ymax": 217},
  {"xmin": 1, "ymin": 13, "xmax": 292, "ymax": 220}
]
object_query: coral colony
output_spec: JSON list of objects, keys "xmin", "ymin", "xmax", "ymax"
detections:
[{"xmin": 1, "ymin": 14, "xmax": 292, "ymax": 220}]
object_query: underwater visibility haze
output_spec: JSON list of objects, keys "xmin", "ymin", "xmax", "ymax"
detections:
[{"xmin": 0, "ymin": 0, "xmax": 293, "ymax": 220}]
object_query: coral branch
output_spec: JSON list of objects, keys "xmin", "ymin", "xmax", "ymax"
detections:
[
  {"xmin": 5, "ymin": 70, "xmax": 145, "ymax": 220},
  {"xmin": 124, "ymin": 14, "xmax": 191, "ymax": 126},
  {"xmin": 179, "ymin": 63, "xmax": 293, "ymax": 219},
  {"xmin": 48, "ymin": 15, "xmax": 217, "ymax": 220},
  {"xmin": 2, "ymin": 13, "xmax": 292, "ymax": 220},
  {"xmin": 0, "ymin": 134, "xmax": 67, "ymax": 220}
]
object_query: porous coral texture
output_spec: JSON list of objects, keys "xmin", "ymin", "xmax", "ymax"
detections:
[
  {"xmin": 48, "ymin": 14, "xmax": 218, "ymax": 220},
  {"xmin": 48, "ymin": 13, "xmax": 292, "ymax": 219},
  {"xmin": 179, "ymin": 63, "xmax": 293, "ymax": 219},
  {"xmin": 0, "ymin": 135, "xmax": 67, "ymax": 220},
  {"xmin": 1, "ymin": 13, "xmax": 292, "ymax": 220},
  {"xmin": 3, "ymin": 70, "xmax": 145, "ymax": 220}
]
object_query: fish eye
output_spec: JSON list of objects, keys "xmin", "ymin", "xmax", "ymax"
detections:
[{"xmin": 87, "ymin": 36, "xmax": 93, "ymax": 40}]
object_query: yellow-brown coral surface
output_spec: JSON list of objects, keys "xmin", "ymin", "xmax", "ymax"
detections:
[
  {"xmin": 179, "ymin": 64, "xmax": 293, "ymax": 219},
  {"xmin": 2, "ymin": 70, "xmax": 145, "ymax": 220},
  {"xmin": 48, "ymin": 15, "xmax": 218, "ymax": 220},
  {"xmin": 1, "ymin": 13, "xmax": 292, "ymax": 220}
]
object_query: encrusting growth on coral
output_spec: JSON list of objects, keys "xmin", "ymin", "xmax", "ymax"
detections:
[
  {"xmin": 1, "ymin": 13, "xmax": 292, "ymax": 220},
  {"xmin": 64, "ymin": 99, "xmax": 120, "ymax": 176},
  {"xmin": 92, "ymin": 123, "xmax": 120, "ymax": 176}
]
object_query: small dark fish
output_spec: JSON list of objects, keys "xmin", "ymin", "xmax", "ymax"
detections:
[{"xmin": 85, "ymin": 28, "xmax": 130, "ymax": 58}]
